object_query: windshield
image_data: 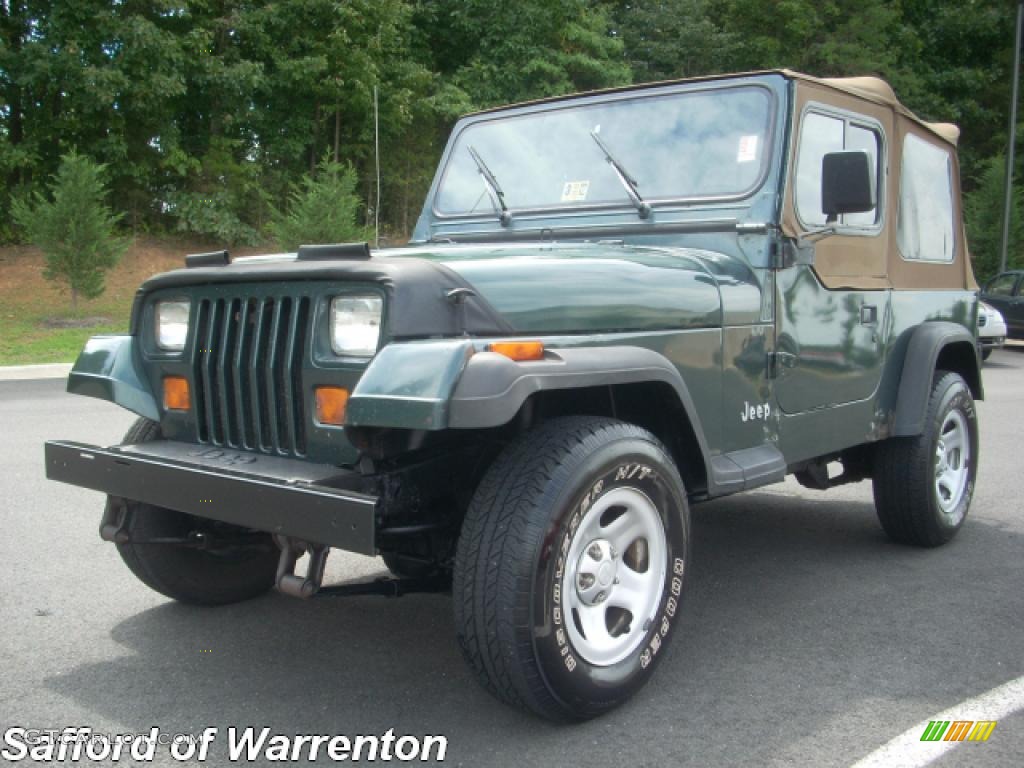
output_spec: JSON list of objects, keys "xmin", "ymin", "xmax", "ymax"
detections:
[{"xmin": 435, "ymin": 85, "xmax": 773, "ymax": 216}]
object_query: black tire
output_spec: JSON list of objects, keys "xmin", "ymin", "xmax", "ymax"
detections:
[
  {"xmin": 111, "ymin": 418, "xmax": 279, "ymax": 605},
  {"xmin": 453, "ymin": 416, "xmax": 690, "ymax": 721},
  {"xmin": 981, "ymin": 348, "xmax": 992, "ymax": 361},
  {"xmin": 873, "ymin": 371, "xmax": 978, "ymax": 547}
]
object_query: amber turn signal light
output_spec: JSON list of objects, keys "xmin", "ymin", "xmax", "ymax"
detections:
[
  {"xmin": 315, "ymin": 386, "xmax": 349, "ymax": 426},
  {"xmin": 488, "ymin": 341, "xmax": 545, "ymax": 361},
  {"xmin": 163, "ymin": 376, "xmax": 191, "ymax": 411}
]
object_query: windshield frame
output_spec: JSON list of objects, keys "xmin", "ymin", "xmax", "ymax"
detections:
[{"xmin": 431, "ymin": 81, "xmax": 778, "ymax": 220}]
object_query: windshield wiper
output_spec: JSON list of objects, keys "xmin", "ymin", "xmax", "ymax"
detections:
[
  {"xmin": 468, "ymin": 146, "xmax": 511, "ymax": 226},
  {"xmin": 589, "ymin": 131, "xmax": 651, "ymax": 220}
]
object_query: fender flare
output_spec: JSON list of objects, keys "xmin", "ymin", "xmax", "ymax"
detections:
[
  {"xmin": 448, "ymin": 346, "xmax": 698, "ymax": 425},
  {"xmin": 65, "ymin": 335, "xmax": 160, "ymax": 421},
  {"xmin": 347, "ymin": 341, "xmax": 713, "ymax": 473},
  {"xmin": 891, "ymin": 322, "xmax": 982, "ymax": 437},
  {"xmin": 448, "ymin": 344, "xmax": 713, "ymax": 461}
]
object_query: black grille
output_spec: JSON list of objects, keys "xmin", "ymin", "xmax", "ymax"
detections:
[{"xmin": 192, "ymin": 295, "xmax": 311, "ymax": 456}]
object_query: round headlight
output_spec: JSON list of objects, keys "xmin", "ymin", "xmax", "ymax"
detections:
[{"xmin": 330, "ymin": 295, "xmax": 382, "ymax": 357}]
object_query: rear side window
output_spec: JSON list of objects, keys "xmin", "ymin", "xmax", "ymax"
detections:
[
  {"xmin": 898, "ymin": 134, "xmax": 955, "ymax": 262},
  {"xmin": 987, "ymin": 274, "xmax": 1019, "ymax": 296},
  {"xmin": 796, "ymin": 110, "xmax": 882, "ymax": 229}
]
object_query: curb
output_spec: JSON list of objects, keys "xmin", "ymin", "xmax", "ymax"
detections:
[{"xmin": 0, "ymin": 363, "xmax": 73, "ymax": 381}]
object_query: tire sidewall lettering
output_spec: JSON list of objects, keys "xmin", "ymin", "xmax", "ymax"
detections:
[{"xmin": 533, "ymin": 447, "xmax": 689, "ymax": 707}]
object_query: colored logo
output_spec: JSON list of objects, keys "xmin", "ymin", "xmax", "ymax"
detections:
[{"xmin": 920, "ymin": 720, "xmax": 997, "ymax": 742}]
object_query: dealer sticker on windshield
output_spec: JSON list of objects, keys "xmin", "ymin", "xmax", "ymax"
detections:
[
  {"xmin": 561, "ymin": 180, "xmax": 590, "ymax": 202},
  {"xmin": 737, "ymin": 135, "xmax": 759, "ymax": 163}
]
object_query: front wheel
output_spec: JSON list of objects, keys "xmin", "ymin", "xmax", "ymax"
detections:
[
  {"xmin": 873, "ymin": 371, "xmax": 978, "ymax": 547},
  {"xmin": 112, "ymin": 418, "xmax": 279, "ymax": 605},
  {"xmin": 453, "ymin": 416, "xmax": 690, "ymax": 721}
]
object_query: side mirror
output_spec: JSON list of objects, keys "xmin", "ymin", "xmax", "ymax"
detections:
[{"xmin": 821, "ymin": 150, "xmax": 876, "ymax": 224}]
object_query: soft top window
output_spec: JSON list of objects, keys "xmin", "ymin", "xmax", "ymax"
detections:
[
  {"xmin": 435, "ymin": 86, "xmax": 773, "ymax": 216},
  {"xmin": 898, "ymin": 134, "xmax": 955, "ymax": 263},
  {"xmin": 795, "ymin": 109, "xmax": 882, "ymax": 230}
]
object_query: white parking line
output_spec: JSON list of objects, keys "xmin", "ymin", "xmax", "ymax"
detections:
[{"xmin": 849, "ymin": 675, "xmax": 1024, "ymax": 768}]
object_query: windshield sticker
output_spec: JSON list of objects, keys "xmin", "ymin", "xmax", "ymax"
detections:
[
  {"xmin": 737, "ymin": 135, "xmax": 759, "ymax": 163},
  {"xmin": 561, "ymin": 180, "xmax": 590, "ymax": 202}
]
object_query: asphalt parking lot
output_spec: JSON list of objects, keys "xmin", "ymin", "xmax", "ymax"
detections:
[{"xmin": 1, "ymin": 347, "xmax": 1022, "ymax": 767}]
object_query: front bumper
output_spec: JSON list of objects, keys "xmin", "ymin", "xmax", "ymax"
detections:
[{"xmin": 44, "ymin": 439, "xmax": 377, "ymax": 555}]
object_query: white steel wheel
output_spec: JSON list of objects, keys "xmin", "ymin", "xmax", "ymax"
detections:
[
  {"xmin": 454, "ymin": 416, "xmax": 691, "ymax": 721},
  {"xmin": 561, "ymin": 487, "xmax": 668, "ymax": 667},
  {"xmin": 934, "ymin": 409, "xmax": 970, "ymax": 523}
]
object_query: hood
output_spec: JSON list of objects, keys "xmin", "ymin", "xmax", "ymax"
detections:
[
  {"xmin": 392, "ymin": 242, "xmax": 723, "ymax": 333},
  {"xmin": 137, "ymin": 242, "xmax": 724, "ymax": 338}
]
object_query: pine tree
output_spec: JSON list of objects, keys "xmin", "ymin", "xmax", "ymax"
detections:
[
  {"xmin": 269, "ymin": 158, "xmax": 371, "ymax": 252},
  {"xmin": 11, "ymin": 152, "xmax": 127, "ymax": 312}
]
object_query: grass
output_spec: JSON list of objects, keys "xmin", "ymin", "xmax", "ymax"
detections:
[
  {"xmin": 0, "ymin": 237, "xmax": 265, "ymax": 365},
  {"xmin": 0, "ymin": 319, "xmax": 128, "ymax": 364}
]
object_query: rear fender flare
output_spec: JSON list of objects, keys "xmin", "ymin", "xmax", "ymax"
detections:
[{"xmin": 891, "ymin": 322, "xmax": 982, "ymax": 437}]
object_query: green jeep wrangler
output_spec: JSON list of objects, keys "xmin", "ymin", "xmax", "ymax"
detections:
[{"xmin": 46, "ymin": 70, "xmax": 982, "ymax": 721}]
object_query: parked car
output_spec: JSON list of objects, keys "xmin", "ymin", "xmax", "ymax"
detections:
[
  {"xmin": 45, "ymin": 70, "xmax": 983, "ymax": 722},
  {"xmin": 977, "ymin": 301, "xmax": 1007, "ymax": 360},
  {"xmin": 980, "ymin": 270, "xmax": 1024, "ymax": 340}
]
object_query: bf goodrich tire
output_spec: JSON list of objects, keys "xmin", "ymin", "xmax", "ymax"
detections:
[
  {"xmin": 873, "ymin": 372, "xmax": 978, "ymax": 547},
  {"xmin": 111, "ymin": 418, "xmax": 279, "ymax": 605},
  {"xmin": 453, "ymin": 416, "xmax": 691, "ymax": 721}
]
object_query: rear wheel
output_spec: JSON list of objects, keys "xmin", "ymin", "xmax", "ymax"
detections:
[
  {"xmin": 453, "ymin": 416, "xmax": 690, "ymax": 721},
  {"xmin": 873, "ymin": 372, "xmax": 978, "ymax": 547},
  {"xmin": 981, "ymin": 347, "xmax": 993, "ymax": 361},
  {"xmin": 111, "ymin": 418, "xmax": 279, "ymax": 605}
]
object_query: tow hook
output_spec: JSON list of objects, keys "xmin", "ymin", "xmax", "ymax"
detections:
[
  {"xmin": 274, "ymin": 535, "xmax": 329, "ymax": 598},
  {"xmin": 99, "ymin": 499, "xmax": 130, "ymax": 544}
]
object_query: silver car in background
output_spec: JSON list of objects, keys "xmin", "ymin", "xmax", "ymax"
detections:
[{"xmin": 978, "ymin": 301, "xmax": 1008, "ymax": 361}]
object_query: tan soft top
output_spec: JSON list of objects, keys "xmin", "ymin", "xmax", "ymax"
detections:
[{"xmin": 786, "ymin": 70, "xmax": 960, "ymax": 145}]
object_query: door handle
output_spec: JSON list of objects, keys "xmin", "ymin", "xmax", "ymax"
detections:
[{"xmin": 860, "ymin": 304, "xmax": 878, "ymax": 325}]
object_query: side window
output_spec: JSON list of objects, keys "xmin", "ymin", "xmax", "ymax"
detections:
[
  {"xmin": 845, "ymin": 125, "xmax": 881, "ymax": 227},
  {"xmin": 987, "ymin": 275, "xmax": 1018, "ymax": 296},
  {"xmin": 898, "ymin": 134, "xmax": 955, "ymax": 263},
  {"xmin": 796, "ymin": 113, "xmax": 843, "ymax": 227},
  {"xmin": 796, "ymin": 110, "xmax": 882, "ymax": 229}
]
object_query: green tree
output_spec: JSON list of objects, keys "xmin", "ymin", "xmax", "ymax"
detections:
[
  {"xmin": 11, "ymin": 152, "xmax": 127, "ymax": 311},
  {"xmin": 167, "ymin": 136, "xmax": 266, "ymax": 247},
  {"xmin": 964, "ymin": 153, "xmax": 1024, "ymax": 282},
  {"xmin": 269, "ymin": 157, "xmax": 369, "ymax": 251},
  {"xmin": 2, "ymin": 0, "xmax": 1023, "ymax": 244},
  {"xmin": 420, "ymin": 0, "xmax": 631, "ymax": 108},
  {"xmin": 608, "ymin": 0, "xmax": 739, "ymax": 81}
]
